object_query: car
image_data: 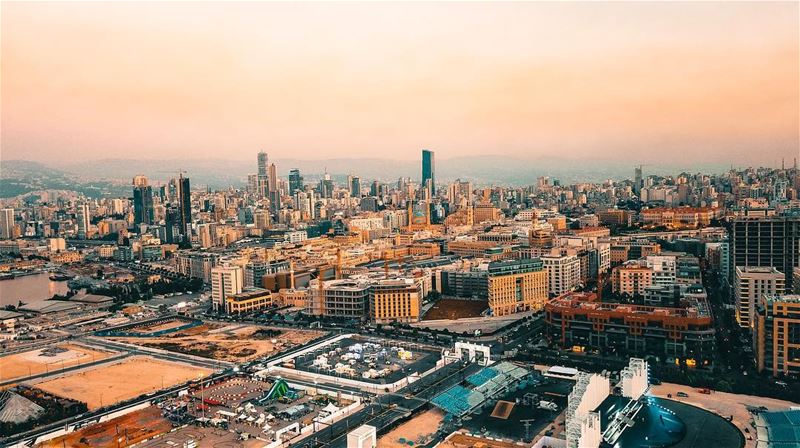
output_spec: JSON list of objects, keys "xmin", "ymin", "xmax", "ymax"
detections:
[{"xmin": 676, "ymin": 391, "xmax": 689, "ymax": 398}]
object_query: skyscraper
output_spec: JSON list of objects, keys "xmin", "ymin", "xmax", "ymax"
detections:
[
  {"xmin": 634, "ymin": 166, "xmax": 643, "ymax": 196},
  {"xmin": 422, "ymin": 149, "xmax": 435, "ymax": 198},
  {"xmin": 257, "ymin": 151, "xmax": 269, "ymax": 198},
  {"xmin": 0, "ymin": 208, "xmax": 15, "ymax": 239},
  {"xmin": 178, "ymin": 174, "xmax": 192, "ymax": 239},
  {"xmin": 349, "ymin": 175, "xmax": 361, "ymax": 197},
  {"xmin": 268, "ymin": 162, "xmax": 280, "ymax": 213},
  {"xmin": 77, "ymin": 204, "xmax": 90, "ymax": 239},
  {"xmin": 133, "ymin": 176, "xmax": 154, "ymax": 226},
  {"xmin": 730, "ymin": 214, "xmax": 800, "ymax": 291},
  {"xmin": 288, "ymin": 169, "xmax": 303, "ymax": 195}
]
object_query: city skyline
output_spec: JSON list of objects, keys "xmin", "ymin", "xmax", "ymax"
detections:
[{"xmin": 2, "ymin": 1, "xmax": 798, "ymax": 165}]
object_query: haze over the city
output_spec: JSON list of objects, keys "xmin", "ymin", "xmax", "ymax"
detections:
[{"xmin": 2, "ymin": 1, "xmax": 798, "ymax": 166}]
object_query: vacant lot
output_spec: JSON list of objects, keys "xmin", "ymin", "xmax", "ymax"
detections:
[
  {"xmin": 33, "ymin": 356, "xmax": 212, "ymax": 410},
  {"xmin": 36, "ymin": 405, "xmax": 172, "ymax": 447},
  {"xmin": 378, "ymin": 409, "xmax": 443, "ymax": 448},
  {"xmin": 0, "ymin": 344, "xmax": 114, "ymax": 382},
  {"xmin": 110, "ymin": 323, "xmax": 323, "ymax": 362},
  {"xmin": 423, "ymin": 299, "xmax": 487, "ymax": 320}
]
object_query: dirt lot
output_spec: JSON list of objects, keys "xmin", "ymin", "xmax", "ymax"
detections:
[
  {"xmin": 650, "ymin": 382, "xmax": 799, "ymax": 448},
  {"xmin": 378, "ymin": 409, "xmax": 443, "ymax": 448},
  {"xmin": 440, "ymin": 432, "xmax": 521, "ymax": 448},
  {"xmin": 32, "ymin": 356, "xmax": 213, "ymax": 410},
  {"xmin": 0, "ymin": 344, "xmax": 114, "ymax": 382},
  {"xmin": 36, "ymin": 405, "xmax": 172, "ymax": 447},
  {"xmin": 423, "ymin": 299, "xmax": 487, "ymax": 320},
  {"xmin": 110, "ymin": 323, "xmax": 323, "ymax": 362}
]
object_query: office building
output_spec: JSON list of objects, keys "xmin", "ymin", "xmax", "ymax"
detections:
[
  {"xmin": 257, "ymin": 151, "xmax": 269, "ymax": 197},
  {"xmin": 268, "ymin": 162, "xmax": 280, "ymax": 213},
  {"xmin": 133, "ymin": 177, "xmax": 154, "ymax": 226},
  {"xmin": 735, "ymin": 266, "xmax": 785, "ymax": 329},
  {"xmin": 349, "ymin": 175, "xmax": 361, "ymax": 197},
  {"xmin": 0, "ymin": 209, "xmax": 14, "ymax": 239},
  {"xmin": 754, "ymin": 294, "xmax": 800, "ymax": 377},
  {"xmin": 730, "ymin": 214, "xmax": 800, "ymax": 290},
  {"xmin": 487, "ymin": 258, "xmax": 548, "ymax": 316},
  {"xmin": 288, "ymin": 169, "xmax": 303, "ymax": 195},
  {"xmin": 76, "ymin": 204, "xmax": 90, "ymax": 239},
  {"xmin": 422, "ymin": 149, "xmax": 435, "ymax": 198},
  {"xmin": 178, "ymin": 174, "xmax": 192, "ymax": 239},
  {"xmin": 225, "ymin": 288, "xmax": 273, "ymax": 314},
  {"xmin": 211, "ymin": 265, "xmax": 244, "ymax": 311},
  {"xmin": 369, "ymin": 278, "xmax": 421, "ymax": 324}
]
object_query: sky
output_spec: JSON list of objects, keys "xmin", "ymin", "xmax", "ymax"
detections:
[{"xmin": 2, "ymin": 1, "xmax": 798, "ymax": 166}]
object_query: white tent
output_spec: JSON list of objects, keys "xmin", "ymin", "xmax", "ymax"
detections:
[{"xmin": 322, "ymin": 403, "xmax": 340, "ymax": 414}]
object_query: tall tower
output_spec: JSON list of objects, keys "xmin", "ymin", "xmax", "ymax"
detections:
[
  {"xmin": 178, "ymin": 174, "xmax": 192, "ymax": 239},
  {"xmin": 77, "ymin": 204, "xmax": 90, "ymax": 239},
  {"xmin": 257, "ymin": 151, "xmax": 269, "ymax": 198},
  {"xmin": 0, "ymin": 208, "xmax": 15, "ymax": 239},
  {"xmin": 268, "ymin": 163, "xmax": 280, "ymax": 213},
  {"xmin": 132, "ymin": 175, "xmax": 154, "ymax": 226},
  {"xmin": 634, "ymin": 166, "xmax": 643, "ymax": 196},
  {"xmin": 422, "ymin": 149, "xmax": 435, "ymax": 198}
]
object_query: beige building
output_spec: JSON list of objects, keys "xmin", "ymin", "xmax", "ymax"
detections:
[
  {"xmin": 369, "ymin": 278, "xmax": 421, "ymax": 324},
  {"xmin": 612, "ymin": 264, "xmax": 653, "ymax": 296},
  {"xmin": 735, "ymin": 266, "xmax": 785, "ymax": 329},
  {"xmin": 754, "ymin": 294, "xmax": 800, "ymax": 377},
  {"xmin": 487, "ymin": 259, "xmax": 548, "ymax": 316},
  {"xmin": 225, "ymin": 288, "xmax": 272, "ymax": 314}
]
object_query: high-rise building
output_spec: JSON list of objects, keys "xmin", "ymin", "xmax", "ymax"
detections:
[
  {"xmin": 76, "ymin": 204, "xmax": 90, "ymax": 239},
  {"xmin": 211, "ymin": 265, "xmax": 244, "ymax": 311},
  {"xmin": 349, "ymin": 175, "xmax": 361, "ymax": 197},
  {"xmin": 542, "ymin": 254, "xmax": 582, "ymax": 296},
  {"xmin": 487, "ymin": 258, "xmax": 548, "ymax": 316},
  {"xmin": 257, "ymin": 151, "xmax": 269, "ymax": 197},
  {"xmin": 133, "ymin": 176, "xmax": 154, "ymax": 226},
  {"xmin": 422, "ymin": 149, "xmax": 435, "ymax": 198},
  {"xmin": 178, "ymin": 174, "xmax": 192, "ymax": 239},
  {"xmin": 0, "ymin": 208, "xmax": 15, "ymax": 239},
  {"xmin": 735, "ymin": 266, "xmax": 785, "ymax": 329},
  {"xmin": 288, "ymin": 169, "xmax": 304, "ymax": 195},
  {"xmin": 730, "ymin": 214, "xmax": 800, "ymax": 290},
  {"xmin": 268, "ymin": 163, "xmax": 280, "ymax": 213},
  {"xmin": 754, "ymin": 294, "xmax": 800, "ymax": 377},
  {"xmin": 634, "ymin": 166, "xmax": 643, "ymax": 196}
]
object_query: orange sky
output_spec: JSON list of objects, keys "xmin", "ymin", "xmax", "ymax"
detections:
[{"xmin": 2, "ymin": 1, "xmax": 798, "ymax": 165}]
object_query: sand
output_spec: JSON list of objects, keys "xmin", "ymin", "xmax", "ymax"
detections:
[
  {"xmin": 33, "ymin": 356, "xmax": 213, "ymax": 410},
  {"xmin": 36, "ymin": 405, "xmax": 172, "ymax": 447},
  {"xmin": 377, "ymin": 409, "xmax": 443, "ymax": 448},
  {"xmin": 0, "ymin": 344, "xmax": 113, "ymax": 382},
  {"xmin": 109, "ymin": 324, "xmax": 323, "ymax": 362}
]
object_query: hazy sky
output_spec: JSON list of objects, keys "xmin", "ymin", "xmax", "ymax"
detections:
[{"xmin": 2, "ymin": 1, "xmax": 798, "ymax": 165}]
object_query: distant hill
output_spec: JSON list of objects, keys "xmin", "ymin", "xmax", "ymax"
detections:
[{"xmin": 1, "ymin": 157, "xmax": 730, "ymax": 198}]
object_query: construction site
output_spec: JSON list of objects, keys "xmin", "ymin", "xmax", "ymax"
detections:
[{"xmin": 105, "ymin": 321, "xmax": 324, "ymax": 362}]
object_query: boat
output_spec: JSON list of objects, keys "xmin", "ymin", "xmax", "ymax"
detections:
[
  {"xmin": 0, "ymin": 273, "xmax": 14, "ymax": 281},
  {"xmin": 49, "ymin": 273, "xmax": 74, "ymax": 281}
]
